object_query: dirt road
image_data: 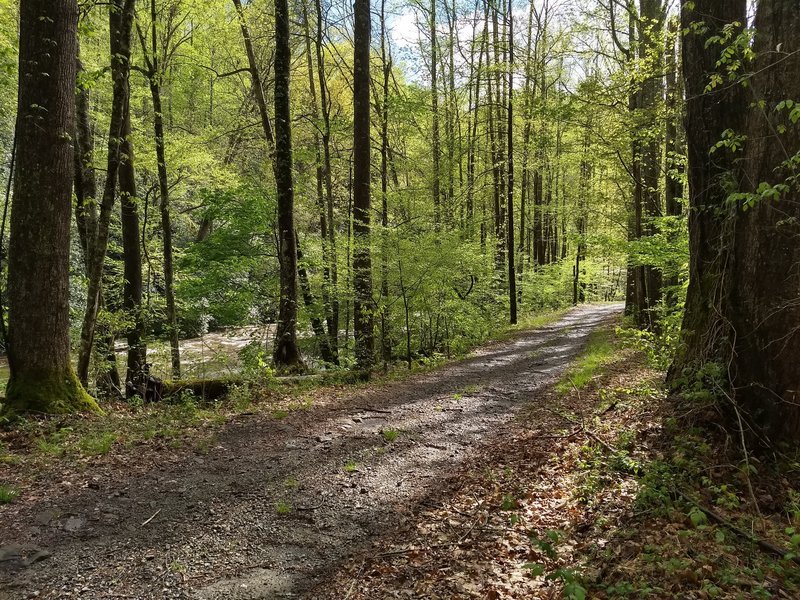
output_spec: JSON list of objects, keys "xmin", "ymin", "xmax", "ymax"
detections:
[{"xmin": 0, "ymin": 303, "xmax": 622, "ymax": 599}]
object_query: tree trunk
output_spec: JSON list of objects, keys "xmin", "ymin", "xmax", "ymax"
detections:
[
  {"xmin": 77, "ymin": 0, "xmax": 136, "ymax": 387},
  {"xmin": 297, "ymin": 240, "xmax": 333, "ymax": 363},
  {"xmin": 729, "ymin": 0, "xmax": 800, "ymax": 442},
  {"xmin": 380, "ymin": 0, "xmax": 392, "ymax": 366},
  {"xmin": 668, "ymin": 0, "xmax": 746, "ymax": 383},
  {"xmin": 74, "ymin": 51, "xmax": 97, "ymax": 270},
  {"xmin": 506, "ymin": 5, "xmax": 517, "ymax": 324},
  {"xmin": 353, "ymin": 0, "xmax": 374, "ymax": 370},
  {"xmin": 3, "ymin": 0, "xmax": 98, "ymax": 414},
  {"xmin": 430, "ymin": 0, "xmax": 442, "ymax": 229},
  {"xmin": 120, "ymin": 111, "xmax": 147, "ymax": 394},
  {"xmin": 232, "ymin": 0, "xmax": 275, "ymax": 147},
  {"xmin": 315, "ymin": 0, "xmax": 339, "ymax": 358},
  {"xmin": 635, "ymin": 0, "xmax": 665, "ymax": 328},
  {"xmin": 272, "ymin": 0, "xmax": 303, "ymax": 370},
  {"xmin": 302, "ymin": 1, "xmax": 338, "ymax": 365}
]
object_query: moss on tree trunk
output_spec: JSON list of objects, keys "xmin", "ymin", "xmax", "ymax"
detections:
[{"xmin": 2, "ymin": 369, "xmax": 100, "ymax": 416}]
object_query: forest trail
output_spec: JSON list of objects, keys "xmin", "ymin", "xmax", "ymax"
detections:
[{"xmin": 0, "ymin": 303, "xmax": 622, "ymax": 600}]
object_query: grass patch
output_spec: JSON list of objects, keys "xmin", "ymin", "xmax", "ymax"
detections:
[
  {"xmin": 275, "ymin": 500, "xmax": 292, "ymax": 515},
  {"xmin": 78, "ymin": 431, "xmax": 118, "ymax": 456},
  {"xmin": 344, "ymin": 459, "xmax": 358, "ymax": 473},
  {"xmin": 555, "ymin": 328, "xmax": 617, "ymax": 394},
  {"xmin": 382, "ymin": 428, "xmax": 400, "ymax": 442},
  {"xmin": 0, "ymin": 484, "xmax": 19, "ymax": 504}
]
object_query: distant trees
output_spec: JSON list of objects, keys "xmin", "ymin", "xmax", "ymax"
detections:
[
  {"xmin": 0, "ymin": 0, "xmax": 654, "ymax": 413},
  {"xmin": 3, "ymin": 0, "xmax": 98, "ymax": 414}
]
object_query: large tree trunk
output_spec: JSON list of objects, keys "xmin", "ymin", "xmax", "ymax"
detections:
[
  {"xmin": 3, "ymin": 0, "xmax": 98, "ymax": 414},
  {"xmin": 272, "ymin": 0, "xmax": 303, "ymax": 370},
  {"xmin": 729, "ymin": 0, "xmax": 800, "ymax": 442},
  {"xmin": 668, "ymin": 0, "xmax": 746, "ymax": 382},
  {"xmin": 76, "ymin": 0, "xmax": 135, "ymax": 387},
  {"xmin": 353, "ymin": 0, "xmax": 374, "ymax": 369}
]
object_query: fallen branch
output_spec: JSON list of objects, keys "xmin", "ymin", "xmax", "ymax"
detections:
[
  {"xmin": 141, "ymin": 509, "xmax": 161, "ymax": 526},
  {"xmin": 676, "ymin": 490, "xmax": 800, "ymax": 565}
]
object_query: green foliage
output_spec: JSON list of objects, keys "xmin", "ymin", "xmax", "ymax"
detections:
[
  {"xmin": 381, "ymin": 428, "xmax": 399, "ymax": 442},
  {"xmin": 0, "ymin": 483, "xmax": 18, "ymax": 504},
  {"xmin": 78, "ymin": 431, "xmax": 118, "ymax": 456},
  {"xmin": 556, "ymin": 329, "xmax": 616, "ymax": 394}
]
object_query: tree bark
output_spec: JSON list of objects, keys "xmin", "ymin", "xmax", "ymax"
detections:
[
  {"xmin": 380, "ymin": 0, "xmax": 392, "ymax": 366},
  {"xmin": 232, "ymin": 0, "xmax": 275, "ymax": 147},
  {"xmin": 302, "ymin": 1, "xmax": 337, "ymax": 365},
  {"xmin": 272, "ymin": 0, "xmax": 303, "ymax": 370},
  {"xmin": 120, "ymin": 111, "xmax": 147, "ymax": 394},
  {"xmin": 729, "ymin": 0, "xmax": 800, "ymax": 441},
  {"xmin": 315, "ymin": 0, "xmax": 339, "ymax": 358},
  {"xmin": 506, "ymin": 5, "xmax": 517, "ymax": 324},
  {"xmin": 74, "ymin": 50, "xmax": 97, "ymax": 270},
  {"xmin": 77, "ymin": 0, "xmax": 136, "ymax": 387},
  {"xmin": 430, "ymin": 0, "xmax": 442, "ymax": 229},
  {"xmin": 4, "ymin": 0, "xmax": 98, "ymax": 414},
  {"xmin": 353, "ymin": 0, "xmax": 374, "ymax": 369},
  {"xmin": 668, "ymin": 0, "xmax": 746, "ymax": 383}
]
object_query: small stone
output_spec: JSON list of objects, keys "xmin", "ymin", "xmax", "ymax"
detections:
[{"xmin": 64, "ymin": 516, "xmax": 85, "ymax": 532}]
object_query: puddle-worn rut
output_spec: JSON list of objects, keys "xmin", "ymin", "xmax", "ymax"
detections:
[{"xmin": 0, "ymin": 303, "xmax": 622, "ymax": 600}]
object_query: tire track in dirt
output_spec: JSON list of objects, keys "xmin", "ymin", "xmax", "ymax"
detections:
[{"xmin": 0, "ymin": 303, "xmax": 622, "ymax": 600}]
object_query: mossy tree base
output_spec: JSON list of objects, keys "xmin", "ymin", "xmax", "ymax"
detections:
[{"xmin": 1, "ymin": 369, "xmax": 101, "ymax": 416}]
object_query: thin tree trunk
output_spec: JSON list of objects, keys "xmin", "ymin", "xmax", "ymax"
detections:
[
  {"xmin": 302, "ymin": 1, "xmax": 337, "ymax": 364},
  {"xmin": 272, "ymin": 0, "xmax": 303, "ymax": 370},
  {"xmin": 232, "ymin": 0, "xmax": 275, "ymax": 147},
  {"xmin": 297, "ymin": 239, "xmax": 333, "ymax": 363},
  {"xmin": 431, "ymin": 0, "xmax": 442, "ymax": 229},
  {"xmin": 380, "ymin": 0, "xmax": 392, "ymax": 367},
  {"xmin": 77, "ymin": 0, "xmax": 136, "ymax": 387},
  {"xmin": 74, "ymin": 50, "xmax": 97, "ymax": 270},
  {"xmin": 315, "ymin": 0, "xmax": 339, "ymax": 357},
  {"xmin": 119, "ymin": 111, "xmax": 146, "ymax": 394},
  {"xmin": 507, "ymin": 5, "xmax": 517, "ymax": 324}
]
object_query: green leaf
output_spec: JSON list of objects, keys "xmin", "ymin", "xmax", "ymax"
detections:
[{"xmin": 522, "ymin": 563, "xmax": 545, "ymax": 577}]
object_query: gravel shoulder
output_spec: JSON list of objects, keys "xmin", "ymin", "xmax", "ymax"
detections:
[{"xmin": 0, "ymin": 303, "xmax": 622, "ymax": 600}]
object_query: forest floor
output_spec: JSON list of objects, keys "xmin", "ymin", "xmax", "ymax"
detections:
[{"xmin": 1, "ymin": 303, "xmax": 798, "ymax": 599}]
